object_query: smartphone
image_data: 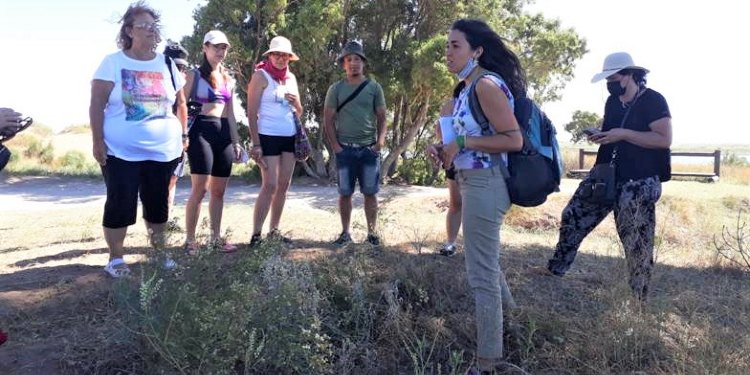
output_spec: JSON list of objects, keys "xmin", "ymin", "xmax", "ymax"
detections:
[{"xmin": 582, "ymin": 127, "xmax": 600, "ymax": 136}]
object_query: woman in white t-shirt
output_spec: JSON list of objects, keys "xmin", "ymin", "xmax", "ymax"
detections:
[
  {"xmin": 90, "ymin": 2, "xmax": 188, "ymax": 278},
  {"xmin": 246, "ymin": 36, "xmax": 303, "ymax": 247}
]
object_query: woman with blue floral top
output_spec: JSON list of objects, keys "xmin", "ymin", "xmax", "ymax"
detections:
[{"xmin": 439, "ymin": 19, "xmax": 526, "ymax": 374}]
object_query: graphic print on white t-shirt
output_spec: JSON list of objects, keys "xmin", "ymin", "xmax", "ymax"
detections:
[{"xmin": 121, "ymin": 69, "xmax": 169, "ymax": 121}]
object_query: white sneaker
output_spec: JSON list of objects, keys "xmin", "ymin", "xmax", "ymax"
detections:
[{"xmin": 163, "ymin": 257, "xmax": 177, "ymax": 270}]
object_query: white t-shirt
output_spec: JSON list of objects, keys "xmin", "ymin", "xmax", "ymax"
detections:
[
  {"xmin": 257, "ymin": 69, "xmax": 300, "ymax": 137},
  {"xmin": 93, "ymin": 50, "xmax": 185, "ymax": 162}
]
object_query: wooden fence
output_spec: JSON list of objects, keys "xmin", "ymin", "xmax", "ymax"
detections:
[{"xmin": 569, "ymin": 149, "xmax": 721, "ymax": 179}]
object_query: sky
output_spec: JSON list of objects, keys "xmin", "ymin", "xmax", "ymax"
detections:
[{"xmin": 1, "ymin": 0, "xmax": 748, "ymax": 146}]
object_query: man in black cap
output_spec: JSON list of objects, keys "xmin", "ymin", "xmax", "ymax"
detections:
[{"xmin": 323, "ymin": 41, "xmax": 387, "ymax": 247}]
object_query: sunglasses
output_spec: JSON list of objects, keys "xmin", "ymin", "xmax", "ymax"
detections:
[{"xmin": 132, "ymin": 22, "xmax": 160, "ymax": 32}]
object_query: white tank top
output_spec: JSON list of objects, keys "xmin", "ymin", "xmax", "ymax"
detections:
[{"xmin": 257, "ymin": 69, "xmax": 299, "ymax": 137}]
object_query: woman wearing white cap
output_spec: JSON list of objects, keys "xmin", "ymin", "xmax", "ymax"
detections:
[
  {"xmin": 183, "ymin": 30, "xmax": 242, "ymax": 253},
  {"xmin": 546, "ymin": 52, "xmax": 672, "ymax": 300},
  {"xmin": 246, "ymin": 36, "xmax": 303, "ymax": 247}
]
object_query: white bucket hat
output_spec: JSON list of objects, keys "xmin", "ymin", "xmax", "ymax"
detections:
[
  {"xmin": 591, "ymin": 52, "xmax": 649, "ymax": 83},
  {"xmin": 203, "ymin": 30, "xmax": 230, "ymax": 46},
  {"xmin": 262, "ymin": 36, "xmax": 299, "ymax": 61}
]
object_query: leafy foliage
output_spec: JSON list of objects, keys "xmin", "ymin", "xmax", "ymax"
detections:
[
  {"xmin": 185, "ymin": 0, "xmax": 587, "ymax": 180},
  {"xmin": 564, "ymin": 110, "xmax": 602, "ymax": 144}
]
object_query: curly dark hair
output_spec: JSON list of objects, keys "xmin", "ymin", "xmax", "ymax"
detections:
[
  {"xmin": 116, "ymin": 1, "xmax": 160, "ymax": 50},
  {"xmin": 451, "ymin": 19, "xmax": 528, "ymax": 99}
]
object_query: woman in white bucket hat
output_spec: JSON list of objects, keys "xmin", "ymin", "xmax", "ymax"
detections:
[
  {"xmin": 246, "ymin": 36, "xmax": 303, "ymax": 247},
  {"xmin": 546, "ymin": 51, "xmax": 673, "ymax": 301}
]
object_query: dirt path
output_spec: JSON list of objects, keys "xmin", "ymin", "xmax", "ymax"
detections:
[
  {"xmin": 0, "ymin": 175, "xmax": 452, "ymax": 374},
  {"xmin": 0, "ymin": 175, "xmax": 448, "ymax": 212}
]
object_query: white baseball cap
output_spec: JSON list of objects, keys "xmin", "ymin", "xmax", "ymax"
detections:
[
  {"xmin": 591, "ymin": 52, "xmax": 649, "ymax": 83},
  {"xmin": 203, "ymin": 30, "xmax": 230, "ymax": 46}
]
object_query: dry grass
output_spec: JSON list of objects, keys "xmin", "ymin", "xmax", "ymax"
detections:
[
  {"xmin": 1, "ymin": 173, "xmax": 749, "ymax": 373},
  {"xmin": 560, "ymin": 146, "xmax": 750, "ymax": 185}
]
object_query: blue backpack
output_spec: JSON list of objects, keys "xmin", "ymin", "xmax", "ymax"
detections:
[{"xmin": 468, "ymin": 72, "xmax": 563, "ymax": 207}]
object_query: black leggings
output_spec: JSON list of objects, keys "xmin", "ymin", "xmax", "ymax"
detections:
[{"xmin": 187, "ymin": 115, "xmax": 234, "ymax": 177}]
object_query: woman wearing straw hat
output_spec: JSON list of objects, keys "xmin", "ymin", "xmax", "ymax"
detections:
[
  {"xmin": 183, "ymin": 30, "xmax": 243, "ymax": 253},
  {"xmin": 546, "ymin": 52, "xmax": 673, "ymax": 300},
  {"xmin": 246, "ymin": 36, "xmax": 303, "ymax": 248}
]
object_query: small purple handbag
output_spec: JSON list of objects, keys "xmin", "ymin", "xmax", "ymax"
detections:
[{"xmin": 293, "ymin": 114, "xmax": 311, "ymax": 161}]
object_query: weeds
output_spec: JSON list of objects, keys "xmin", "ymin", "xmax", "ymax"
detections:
[
  {"xmin": 713, "ymin": 209, "xmax": 750, "ymax": 271},
  {"xmin": 3, "ymin": 173, "xmax": 750, "ymax": 374}
]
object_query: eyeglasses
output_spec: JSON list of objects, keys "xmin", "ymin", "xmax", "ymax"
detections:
[
  {"xmin": 269, "ymin": 52, "xmax": 292, "ymax": 59},
  {"xmin": 132, "ymin": 22, "xmax": 160, "ymax": 32}
]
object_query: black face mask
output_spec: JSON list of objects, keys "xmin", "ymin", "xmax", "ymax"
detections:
[{"xmin": 607, "ymin": 80, "xmax": 626, "ymax": 96}]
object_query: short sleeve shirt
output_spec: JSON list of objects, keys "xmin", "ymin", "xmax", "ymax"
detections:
[
  {"xmin": 324, "ymin": 79, "xmax": 386, "ymax": 145},
  {"xmin": 595, "ymin": 88, "xmax": 671, "ymax": 182},
  {"xmin": 93, "ymin": 51, "xmax": 184, "ymax": 162}
]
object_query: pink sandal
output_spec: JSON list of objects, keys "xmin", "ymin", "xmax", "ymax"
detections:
[
  {"xmin": 212, "ymin": 238, "xmax": 238, "ymax": 253},
  {"xmin": 184, "ymin": 241, "xmax": 200, "ymax": 256}
]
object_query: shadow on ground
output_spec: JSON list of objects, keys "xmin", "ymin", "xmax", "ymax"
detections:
[{"xmin": 1, "ymin": 238, "xmax": 748, "ymax": 374}]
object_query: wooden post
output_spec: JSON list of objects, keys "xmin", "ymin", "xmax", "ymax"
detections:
[
  {"xmin": 714, "ymin": 149, "xmax": 721, "ymax": 177},
  {"xmin": 579, "ymin": 148, "xmax": 585, "ymax": 170}
]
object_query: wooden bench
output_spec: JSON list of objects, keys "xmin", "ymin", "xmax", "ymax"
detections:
[{"xmin": 569, "ymin": 149, "xmax": 721, "ymax": 181}]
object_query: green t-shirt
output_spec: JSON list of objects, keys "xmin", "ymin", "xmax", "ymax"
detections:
[{"xmin": 324, "ymin": 79, "xmax": 386, "ymax": 145}]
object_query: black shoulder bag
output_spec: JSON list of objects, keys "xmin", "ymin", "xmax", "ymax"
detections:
[
  {"xmin": 581, "ymin": 90, "xmax": 644, "ymax": 205},
  {"xmin": 336, "ymin": 80, "xmax": 370, "ymax": 112}
]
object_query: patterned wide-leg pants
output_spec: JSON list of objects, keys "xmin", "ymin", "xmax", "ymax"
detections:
[{"xmin": 547, "ymin": 175, "xmax": 662, "ymax": 299}]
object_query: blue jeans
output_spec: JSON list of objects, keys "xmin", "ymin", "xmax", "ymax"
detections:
[{"xmin": 335, "ymin": 145, "xmax": 380, "ymax": 196}]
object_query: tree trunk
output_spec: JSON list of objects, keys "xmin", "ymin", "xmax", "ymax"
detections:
[{"xmin": 381, "ymin": 94, "xmax": 431, "ymax": 180}]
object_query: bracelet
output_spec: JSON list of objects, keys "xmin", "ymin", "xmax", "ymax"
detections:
[
  {"xmin": 181, "ymin": 133, "xmax": 189, "ymax": 139},
  {"xmin": 456, "ymin": 135, "xmax": 465, "ymax": 150}
]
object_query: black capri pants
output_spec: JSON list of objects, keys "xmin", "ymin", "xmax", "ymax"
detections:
[
  {"xmin": 187, "ymin": 115, "xmax": 234, "ymax": 177},
  {"xmin": 101, "ymin": 155, "xmax": 179, "ymax": 228}
]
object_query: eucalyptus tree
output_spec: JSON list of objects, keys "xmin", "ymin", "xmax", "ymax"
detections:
[{"xmin": 186, "ymin": 0, "xmax": 587, "ymax": 182}]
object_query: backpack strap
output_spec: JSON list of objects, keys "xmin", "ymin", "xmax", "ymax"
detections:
[
  {"xmin": 466, "ymin": 72, "xmax": 524, "ymax": 175},
  {"xmin": 165, "ymin": 55, "xmax": 179, "ymax": 114},
  {"xmin": 164, "ymin": 54, "xmax": 177, "ymax": 90},
  {"xmin": 188, "ymin": 69, "xmax": 200, "ymax": 103},
  {"xmin": 336, "ymin": 79, "xmax": 370, "ymax": 112}
]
